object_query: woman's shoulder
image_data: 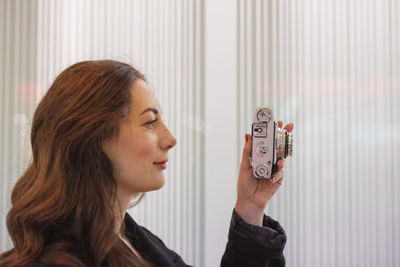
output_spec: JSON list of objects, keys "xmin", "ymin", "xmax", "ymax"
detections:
[
  {"xmin": 123, "ymin": 213, "xmax": 190, "ymax": 267},
  {"xmin": 124, "ymin": 213, "xmax": 167, "ymax": 246}
]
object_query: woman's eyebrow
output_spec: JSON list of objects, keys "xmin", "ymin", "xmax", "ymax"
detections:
[{"xmin": 140, "ymin": 107, "xmax": 163, "ymax": 115}]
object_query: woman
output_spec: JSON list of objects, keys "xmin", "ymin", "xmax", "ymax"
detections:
[{"xmin": 0, "ymin": 60, "xmax": 293, "ymax": 266}]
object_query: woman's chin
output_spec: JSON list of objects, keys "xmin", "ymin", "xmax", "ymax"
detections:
[{"xmin": 146, "ymin": 175, "xmax": 165, "ymax": 192}]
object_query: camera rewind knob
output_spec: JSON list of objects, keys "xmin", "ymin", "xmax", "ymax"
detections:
[
  {"xmin": 256, "ymin": 108, "xmax": 272, "ymax": 123},
  {"xmin": 255, "ymin": 164, "xmax": 270, "ymax": 178}
]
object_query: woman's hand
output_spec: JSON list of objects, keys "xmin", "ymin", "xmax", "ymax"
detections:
[{"xmin": 234, "ymin": 121, "xmax": 294, "ymax": 226}]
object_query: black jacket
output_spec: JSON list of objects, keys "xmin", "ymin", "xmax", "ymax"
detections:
[{"xmin": 122, "ymin": 209, "xmax": 286, "ymax": 267}]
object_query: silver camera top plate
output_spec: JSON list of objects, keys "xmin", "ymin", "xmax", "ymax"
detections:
[{"xmin": 251, "ymin": 107, "xmax": 277, "ymax": 179}]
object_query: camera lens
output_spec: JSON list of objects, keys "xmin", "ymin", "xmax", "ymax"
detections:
[
  {"xmin": 286, "ymin": 132, "xmax": 293, "ymax": 157},
  {"xmin": 276, "ymin": 128, "xmax": 293, "ymax": 159}
]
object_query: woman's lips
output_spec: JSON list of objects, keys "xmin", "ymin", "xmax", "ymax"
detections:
[{"xmin": 153, "ymin": 160, "xmax": 168, "ymax": 170}]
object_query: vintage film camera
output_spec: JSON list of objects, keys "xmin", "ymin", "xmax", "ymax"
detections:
[{"xmin": 250, "ymin": 107, "xmax": 293, "ymax": 179}]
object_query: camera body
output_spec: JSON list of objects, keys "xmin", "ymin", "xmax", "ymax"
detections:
[{"xmin": 250, "ymin": 107, "xmax": 293, "ymax": 179}]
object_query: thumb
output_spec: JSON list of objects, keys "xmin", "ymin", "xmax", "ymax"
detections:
[{"xmin": 240, "ymin": 134, "xmax": 252, "ymax": 169}]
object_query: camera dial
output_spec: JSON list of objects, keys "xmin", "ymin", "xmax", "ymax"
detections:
[
  {"xmin": 258, "ymin": 143, "xmax": 269, "ymax": 153},
  {"xmin": 256, "ymin": 108, "xmax": 272, "ymax": 123},
  {"xmin": 255, "ymin": 164, "xmax": 270, "ymax": 177}
]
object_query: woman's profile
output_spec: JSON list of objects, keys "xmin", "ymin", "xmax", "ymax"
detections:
[{"xmin": 0, "ymin": 60, "xmax": 293, "ymax": 267}]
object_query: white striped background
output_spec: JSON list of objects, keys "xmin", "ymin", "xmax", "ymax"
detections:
[
  {"xmin": 1, "ymin": 0, "xmax": 400, "ymax": 266},
  {"xmin": 1, "ymin": 0, "xmax": 39, "ymax": 257},
  {"xmin": 237, "ymin": 0, "xmax": 400, "ymax": 267},
  {"xmin": 0, "ymin": 0, "xmax": 204, "ymax": 266}
]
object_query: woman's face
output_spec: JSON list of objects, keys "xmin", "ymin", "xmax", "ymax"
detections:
[{"xmin": 103, "ymin": 79, "xmax": 176, "ymax": 195}]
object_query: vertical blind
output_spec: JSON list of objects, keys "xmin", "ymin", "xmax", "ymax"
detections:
[
  {"xmin": 0, "ymin": 0, "xmax": 205, "ymax": 265},
  {"xmin": 237, "ymin": 0, "xmax": 400, "ymax": 266},
  {"xmin": 0, "ymin": 0, "xmax": 38, "ymax": 254}
]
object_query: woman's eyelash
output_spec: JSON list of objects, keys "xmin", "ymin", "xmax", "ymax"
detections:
[{"xmin": 146, "ymin": 119, "xmax": 158, "ymax": 126}]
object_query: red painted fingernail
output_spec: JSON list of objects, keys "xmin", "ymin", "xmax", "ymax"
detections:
[{"xmin": 245, "ymin": 134, "xmax": 248, "ymax": 142}]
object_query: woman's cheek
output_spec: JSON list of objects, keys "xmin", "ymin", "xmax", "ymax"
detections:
[{"xmin": 130, "ymin": 133, "xmax": 156, "ymax": 160}]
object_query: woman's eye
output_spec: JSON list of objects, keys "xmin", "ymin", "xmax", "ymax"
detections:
[{"xmin": 145, "ymin": 119, "xmax": 158, "ymax": 128}]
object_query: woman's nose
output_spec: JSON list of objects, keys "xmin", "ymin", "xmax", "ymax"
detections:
[
  {"xmin": 161, "ymin": 127, "xmax": 177, "ymax": 151},
  {"xmin": 165, "ymin": 135, "xmax": 177, "ymax": 151}
]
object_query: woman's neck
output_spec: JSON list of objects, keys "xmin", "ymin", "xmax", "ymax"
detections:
[{"xmin": 114, "ymin": 187, "xmax": 132, "ymax": 234}]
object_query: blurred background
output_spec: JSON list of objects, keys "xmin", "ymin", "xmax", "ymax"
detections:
[{"xmin": 1, "ymin": 0, "xmax": 399, "ymax": 266}]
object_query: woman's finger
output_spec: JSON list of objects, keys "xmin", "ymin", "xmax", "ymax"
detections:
[
  {"xmin": 269, "ymin": 169, "xmax": 284, "ymax": 183},
  {"xmin": 284, "ymin": 122, "xmax": 294, "ymax": 132},
  {"xmin": 240, "ymin": 134, "xmax": 252, "ymax": 170},
  {"xmin": 277, "ymin": 160, "xmax": 284, "ymax": 169}
]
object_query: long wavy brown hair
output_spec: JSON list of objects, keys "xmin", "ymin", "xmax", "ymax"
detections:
[{"xmin": 0, "ymin": 60, "xmax": 147, "ymax": 266}]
